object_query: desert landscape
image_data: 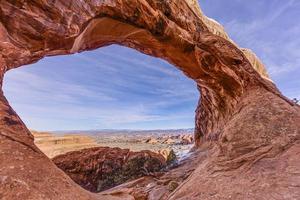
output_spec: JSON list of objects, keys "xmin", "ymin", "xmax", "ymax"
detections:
[
  {"xmin": 0, "ymin": 0, "xmax": 299, "ymax": 200},
  {"xmin": 33, "ymin": 129, "xmax": 194, "ymax": 161},
  {"xmin": 32, "ymin": 129, "xmax": 195, "ymax": 193}
]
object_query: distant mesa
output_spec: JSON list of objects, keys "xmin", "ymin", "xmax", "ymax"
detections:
[{"xmin": 32, "ymin": 130, "xmax": 99, "ymax": 158}]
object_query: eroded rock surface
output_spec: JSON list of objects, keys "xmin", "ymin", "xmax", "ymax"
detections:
[
  {"xmin": 99, "ymin": 149, "xmax": 206, "ymax": 200},
  {"xmin": 52, "ymin": 147, "xmax": 166, "ymax": 192},
  {"xmin": 0, "ymin": 0, "xmax": 299, "ymax": 200}
]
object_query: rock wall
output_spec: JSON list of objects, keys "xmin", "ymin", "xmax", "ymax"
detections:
[{"xmin": 0, "ymin": 0, "xmax": 299, "ymax": 199}]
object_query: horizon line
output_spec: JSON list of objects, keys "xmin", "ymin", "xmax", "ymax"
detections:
[{"xmin": 31, "ymin": 128, "xmax": 195, "ymax": 133}]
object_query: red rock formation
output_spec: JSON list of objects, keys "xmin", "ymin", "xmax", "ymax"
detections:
[
  {"xmin": 52, "ymin": 147, "xmax": 166, "ymax": 192},
  {"xmin": 0, "ymin": 0, "xmax": 299, "ymax": 199},
  {"xmin": 179, "ymin": 134, "xmax": 193, "ymax": 145},
  {"xmin": 156, "ymin": 148, "xmax": 177, "ymax": 165}
]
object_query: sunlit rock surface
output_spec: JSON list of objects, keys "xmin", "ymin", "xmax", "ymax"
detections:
[
  {"xmin": 0, "ymin": 0, "xmax": 299, "ymax": 199},
  {"xmin": 32, "ymin": 131, "xmax": 100, "ymax": 158}
]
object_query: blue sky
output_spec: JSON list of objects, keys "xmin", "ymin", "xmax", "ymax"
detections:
[
  {"xmin": 3, "ymin": 46, "xmax": 198, "ymax": 131},
  {"xmin": 201, "ymin": 0, "xmax": 300, "ymax": 99},
  {"xmin": 3, "ymin": 0, "xmax": 300, "ymax": 131}
]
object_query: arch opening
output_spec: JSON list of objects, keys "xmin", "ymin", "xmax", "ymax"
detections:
[
  {"xmin": 3, "ymin": 44, "xmax": 198, "ymax": 157},
  {"xmin": 4, "ymin": 45, "xmax": 198, "ymax": 131},
  {"xmin": 3, "ymin": 44, "xmax": 200, "ymax": 192}
]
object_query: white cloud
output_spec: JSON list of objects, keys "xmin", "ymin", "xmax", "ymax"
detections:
[
  {"xmin": 4, "ymin": 69, "xmax": 115, "ymax": 104},
  {"xmin": 3, "ymin": 45, "xmax": 198, "ymax": 130}
]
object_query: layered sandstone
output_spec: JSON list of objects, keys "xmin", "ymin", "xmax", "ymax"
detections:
[
  {"xmin": 32, "ymin": 131, "xmax": 99, "ymax": 158},
  {"xmin": 0, "ymin": 0, "xmax": 299, "ymax": 200}
]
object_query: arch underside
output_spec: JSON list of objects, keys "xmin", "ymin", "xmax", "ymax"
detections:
[{"xmin": 0, "ymin": 0, "xmax": 299, "ymax": 199}]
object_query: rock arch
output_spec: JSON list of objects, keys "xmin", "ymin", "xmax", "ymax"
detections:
[{"xmin": 0, "ymin": 1, "xmax": 299, "ymax": 199}]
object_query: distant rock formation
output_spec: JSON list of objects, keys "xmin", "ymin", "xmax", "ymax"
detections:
[
  {"xmin": 145, "ymin": 138, "xmax": 159, "ymax": 144},
  {"xmin": 32, "ymin": 131, "xmax": 99, "ymax": 158},
  {"xmin": 156, "ymin": 148, "xmax": 177, "ymax": 165},
  {"xmin": 52, "ymin": 147, "xmax": 166, "ymax": 192},
  {"xmin": 162, "ymin": 138, "xmax": 176, "ymax": 144},
  {"xmin": 179, "ymin": 134, "xmax": 194, "ymax": 145}
]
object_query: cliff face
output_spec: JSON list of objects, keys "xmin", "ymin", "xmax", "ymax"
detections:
[
  {"xmin": 32, "ymin": 131, "xmax": 100, "ymax": 158},
  {"xmin": 0, "ymin": 1, "xmax": 299, "ymax": 200}
]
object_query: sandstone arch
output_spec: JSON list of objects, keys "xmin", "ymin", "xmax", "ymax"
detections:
[{"xmin": 0, "ymin": 1, "xmax": 299, "ymax": 199}]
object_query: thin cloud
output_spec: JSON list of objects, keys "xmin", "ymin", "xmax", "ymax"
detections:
[{"xmin": 3, "ymin": 45, "xmax": 198, "ymax": 130}]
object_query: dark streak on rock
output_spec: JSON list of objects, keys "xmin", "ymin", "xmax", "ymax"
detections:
[{"xmin": 0, "ymin": 132, "xmax": 38, "ymax": 153}]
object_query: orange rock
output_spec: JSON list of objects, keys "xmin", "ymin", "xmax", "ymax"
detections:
[
  {"xmin": 156, "ymin": 148, "xmax": 177, "ymax": 164},
  {"xmin": 162, "ymin": 138, "xmax": 176, "ymax": 144},
  {"xmin": 179, "ymin": 134, "xmax": 194, "ymax": 145},
  {"xmin": 145, "ymin": 138, "xmax": 159, "ymax": 144},
  {"xmin": 0, "ymin": 0, "xmax": 299, "ymax": 199}
]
